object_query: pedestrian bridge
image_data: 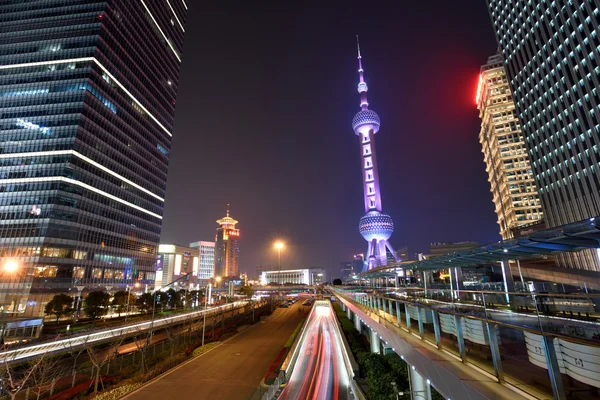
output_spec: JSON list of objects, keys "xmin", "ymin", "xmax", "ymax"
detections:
[{"xmin": 332, "ymin": 286, "xmax": 600, "ymax": 400}]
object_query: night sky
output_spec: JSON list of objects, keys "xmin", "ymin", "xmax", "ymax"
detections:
[{"xmin": 160, "ymin": 1, "xmax": 501, "ymax": 279}]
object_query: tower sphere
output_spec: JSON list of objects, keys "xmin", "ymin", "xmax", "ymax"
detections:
[
  {"xmin": 352, "ymin": 109, "xmax": 380, "ymax": 136},
  {"xmin": 359, "ymin": 211, "xmax": 394, "ymax": 241}
]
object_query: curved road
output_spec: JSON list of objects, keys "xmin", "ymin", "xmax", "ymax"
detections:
[{"xmin": 279, "ymin": 302, "xmax": 351, "ymax": 400}]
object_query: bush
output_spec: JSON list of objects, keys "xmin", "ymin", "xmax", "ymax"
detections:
[
  {"xmin": 192, "ymin": 341, "xmax": 221, "ymax": 357},
  {"xmin": 93, "ymin": 383, "xmax": 142, "ymax": 400}
]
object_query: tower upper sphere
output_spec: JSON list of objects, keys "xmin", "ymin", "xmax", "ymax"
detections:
[{"xmin": 352, "ymin": 109, "xmax": 380, "ymax": 136}]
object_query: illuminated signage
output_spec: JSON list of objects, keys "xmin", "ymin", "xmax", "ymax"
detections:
[{"xmin": 226, "ymin": 229, "xmax": 240, "ymax": 237}]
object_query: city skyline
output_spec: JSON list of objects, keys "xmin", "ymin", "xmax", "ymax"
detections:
[{"xmin": 160, "ymin": 1, "xmax": 500, "ymax": 277}]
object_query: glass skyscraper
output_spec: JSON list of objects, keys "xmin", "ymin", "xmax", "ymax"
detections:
[
  {"xmin": 487, "ymin": 0, "xmax": 600, "ymax": 270},
  {"xmin": 0, "ymin": 0, "xmax": 187, "ymax": 315}
]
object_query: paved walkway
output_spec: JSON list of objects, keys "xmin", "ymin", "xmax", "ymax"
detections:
[{"xmin": 125, "ymin": 302, "xmax": 307, "ymax": 400}]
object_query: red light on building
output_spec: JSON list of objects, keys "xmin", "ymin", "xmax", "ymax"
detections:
[
  {"xmin": 226, "ymin": 229, "xmax": 240, "ymax": 237},
  {"xmin": 475, "ymin": 74, "xmax": 484, "ymax": 106}
]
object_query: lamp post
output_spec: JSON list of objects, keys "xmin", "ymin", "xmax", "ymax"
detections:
[
  {"xmin": 274, "ymin": 242, "xmax": 284, "ymax": 286},
  {"xmin": 201, "ymin": 282, "xmax": 211, "ymax": 347},
  {"xmin": 125, "ymin": 282, "xmax": 140, "ymax": 322},
  {"xmin": 148, "ymin": 273, "xmax": 190, "ymax": 345}
]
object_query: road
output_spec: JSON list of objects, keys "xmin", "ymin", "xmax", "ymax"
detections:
[
  {"xmin": 124, "ymin": 301, "xmax": 307, "ymax": 400},
  {"xmin": 279, "ymin": 301, "xmax": 351, "ymax": 400}
]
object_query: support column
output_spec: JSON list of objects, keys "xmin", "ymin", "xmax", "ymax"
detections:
[
  {"xmin": 501, "ymin": 258, "xmax": 516, "ymax": 297},
  {"xmin": 542, "ymin": 336, "xmax": 567, "ymax": 400},
  {"xmin": 342, "ymin": 303, "xmax": 346, "ymax": 312},
  {"xmin": 354, "ymin": 314, "xmax": 362, "ymax": 333},
  {"xmin": 382, "ymin": 296, "xmax": 387, "ymax": 315},
  {"xmin": 454, "ymin": 315, "xmax": 466, "ymax": 360},
  {"xmin": 454, "ymin": 267, "xmax": 465, "ymax": 291},
  {"xmin": 416, "ymin": 305, "xmax": 424, "ymax": 336},
  {"xmin": 395, "ymin": 301, "xmax": 402, "ymax": 325},
  {"xmin": 409, "ymin": 367, "xmax": 432, "ymax": 400},
  {"xmin": 388, "ymin": 299, "xmax": 393, "ymax": 320},
  {"xmin": 404, "ymin": 303, "xmax": 412, "ymax": 330},
  {"xmin": 431, "ymin": 310, "xmax": 442, "ymax": 348},
  {"xmin": 370, "ymin": 328, "xmax": 381, "ymax": 354},
  {"xmin": 346, "ymin": 307, "xmax": 352, "ymax": 321},
  {"xmin": 486, "ymin": 322, "xmax": 504, "ymax": 382}
]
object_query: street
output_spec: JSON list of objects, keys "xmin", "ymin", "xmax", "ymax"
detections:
[{"xmin": 124, "ymin": 301, "xmax": 306, "ymax": 400}]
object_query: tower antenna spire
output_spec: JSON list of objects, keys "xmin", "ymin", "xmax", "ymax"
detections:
[
  {"xmin": 226, "ymin": 203, "xmax": 230, "ymax": 217},
  {"xmin": 356, "ymin": 35, "xmax": 368, "ymax": 110}
]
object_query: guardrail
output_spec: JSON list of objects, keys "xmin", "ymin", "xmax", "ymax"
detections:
[
  {"xmin": 261, "ymin": 370, "xmax": 285, "ymax": 400},
  {"xmin": 0, "ymin": 301, "xmax": 250, "ymax": 364}
]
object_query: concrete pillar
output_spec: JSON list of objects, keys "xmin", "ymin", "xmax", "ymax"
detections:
[
  {"xmin": 370, "ymin": 328, "xmax": 381, "ymax": 354},
  {"xmin": 486, "ymin": 322, "xmax": 503, "ymax": 382},
  {"xmin": 431, "ymin": 310, "xmax": 442, "ymax": 348},
  {"xmin": 382, "ymin": 296, "xmax": 387, "ymax": 315},
  {"xmin": 354, "ymin": 314, "xmax": 362, "ymax": 333},
  {"xmin": 542, "ymin": 336, "xmax": 567, "ymax": 400},
  {"xmin": 395, "ymin": 301, "xmax": 402, "ymax": 325},
  {"xmin": 501, "ymin": 258, "xmax": 516, "ymax": 293},
  {"xmin": 404, "ymin": 303, "xmax": 412, "ymax": 329},
  {"xmin": 346, "ymin": 307, "xmax": 352, "ymax": 321},
  {"xmin": 454, "ymin": 267, "xmax": 465, "ymax": 291},
  {"xmin": 416, "ymin": 305, "xmax": 424, "ymax": 336},
  {"xmin": 409, "ymin": 367, "xmax": 432, "ymax": 400},
  {"xmin": 454, "ymin": 315, "xmax": 466, "ymax": 360},
  {"xmin": 342, "ymin": 302, "xmax": 346, "ymax": 312}
]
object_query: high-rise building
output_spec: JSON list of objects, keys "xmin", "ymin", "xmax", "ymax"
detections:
[
  {"xmin": 476, "ymin": 53, "xmax": 544, "ymax": 240},
  {"xmin": 487, "ymin": 0, "xmax": 600, "ymax": 270},
  {"xmin": 0, "ymin": 1, "xmax": 187, "ymax": 315},
  {"xmin": 189, "ymin": 240, "xmax": 215, "ymax": 283},
  {"xmin": 157, "ymin": 244, "xmax": 198, "ymax": 289},
  {"xmin": 352, "ymin": 37, "xmax": 399, "ymax": 271},
  {"xmin": 214, "ymin": 205, "xmax": 240, "ymax": 278},
  {"xmin": 352, "ymin": 253, "xmax": 365, "ymax": 272}
]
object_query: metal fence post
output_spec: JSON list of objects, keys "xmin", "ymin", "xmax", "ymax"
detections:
[
  {"xmin": 542, "ymin": 335, "xmax": 567, "ymax": 400},
  {"xmin": 454, "ymin": 315, "xmax": 466, "ymax": 360},
  {"xmin": 486, "ymin": 322, "xmax": 503, "ymax": 382}
]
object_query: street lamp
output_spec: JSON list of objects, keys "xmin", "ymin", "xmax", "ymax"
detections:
[
  {"xmin": 274, "ymin": 242, "xmax": 284, "ymax": 285},
  {"xmin": 148, "ymin": 273, "xmax": 190, "ymax": 345},
  {"xmin": 125, "ymin": 282, "xmax": 140, "ymax": 322},
  {"xmin": 3, "ymin": 261, "xmax": 18, "ymax": 274}
]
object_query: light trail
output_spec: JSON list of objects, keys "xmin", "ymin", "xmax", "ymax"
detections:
[
  {"xmin": 279, "ymin": 302, "xmax": 351, "ymax": 400},
  {"xmin": 0, "ymin": 301, "xmax": 248, "ymax": 364}
]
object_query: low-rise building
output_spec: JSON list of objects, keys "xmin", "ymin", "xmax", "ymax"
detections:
[
  {"xmin": 157, "ymin": 244, "xmax": 199, "ymax": 289},
  {"xmin": 260, "ymin": 268, "xmax": 326, "ymax": 286}
]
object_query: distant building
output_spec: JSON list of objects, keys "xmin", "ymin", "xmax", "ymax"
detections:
[
  {"xmin": 260, "ymin": 268, "xmax": 326, "ymax": 286},
  {"xmin": 189, "ymin": 241, "xmax": 215, "ymax": 284},
  {"xmin": 157, "ymin": 244, "xmax": 199, "ymax": 289},
  {"xmin": 214, "ymin": 205, "xmax": 240, "ymax": 278},
  {"xmin": 476, "ymin": 53, "xmax": 544, "ymax": 239},
  {"xmin": 340, "ymin": 261, "xmax": 353, "ymax": 278},
  {"xmin": 352, "ymin": 254, "xmax": 365, "ymax": 272},
  {"xmin": 395, "ymin": 246, "xmax": 410, "ymax": 262}
]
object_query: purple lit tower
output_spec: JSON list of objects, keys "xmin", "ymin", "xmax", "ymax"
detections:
[{"xmin": 353, "ymin": 37, "xmax": 399, "ymax": 272}]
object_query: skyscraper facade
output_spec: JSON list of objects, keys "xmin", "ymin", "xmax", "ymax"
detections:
[
  {"xmin": 214, "ymin": 206, "xmax": 240, "ymax": 278},
  {"xmin": 487, "ymin": 0, "xmax": 600, "ymax": 270},
  {"xmin": 352, "ymin": 38, "xmax": 399, "ymax": 271},
  {"xmin": 189, "ymin": 240, "xmax": 215, "ymax": 283},
  {"xmin": 476, "ymin": 53, "xmax": 544, "ymax": 240},
  {"xmin": 0, "ymin": 0, "xmax": 187, "ymax": 315}
]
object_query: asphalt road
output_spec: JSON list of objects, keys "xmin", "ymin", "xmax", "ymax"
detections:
[
  {"xmin": 279, "ymin": 302, "xmax": 351, "ymax": 400},
  {"xmin": 125, "ymin": 301, "xmax": 307, "ymax": 400}
]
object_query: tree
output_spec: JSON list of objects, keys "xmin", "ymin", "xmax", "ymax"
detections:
[
  {"xmin": 136, "ymin": 292, "xmax": 154, "ymax": 313},
  {"xmin": 83, "ymin": 291, "xmax": 110, "ymax": 319},
  {"xmin": 44, "ymin": 294, "xmax": 74, "ymax": 322},
  {"xmin": 333, "ymin": 278, "xmax": 343, "ymax": 286},
  {"xmin": 111, "ymin": 290, "xmax": 135, "ymax": 316},
  {"xmin": 0, "ymin": 352, "xmax": 49, "ymax": 400},
  {"xmin": 239, "ymin": 285, "xmax": 254, "ymax": 299},
  {"xmin": 85, "ymin": 338, "xmax": 123, "ymax": 395},
  {"xmin": 166, "ymin": 288, "xmax": 182, "ymax": 309}
]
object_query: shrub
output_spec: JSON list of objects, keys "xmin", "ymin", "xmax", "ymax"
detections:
[
  {"xmin": 93, "ymin": 383, "xmax": 142, "ymax": 400},
  {"xmin": 192, "ymin": 341, "xmax": 221, "ymax": 357}
]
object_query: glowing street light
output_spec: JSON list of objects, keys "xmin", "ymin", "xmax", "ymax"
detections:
[{"xmin": 3, "ymin": 261, "xmax": 18, "ymax": 273}]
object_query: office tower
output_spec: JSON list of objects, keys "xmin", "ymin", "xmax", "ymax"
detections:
[
  {"xmin": 0, "ymin": 1, "xmax": 187, "ymax": 315},
  {"xmin": 352, "ymin": 253, "xmax": 365, "ymax": 272},
  {"xmin": 157, "ymin": 244, "xmax": 198, "ymax": 288},
  {"xmin": 189, "ymin": 240, "xmax": 215, "ymax": 283},
  {"xmin": 214, "ymin": 205, "xmax": 240, "ymax": 278},
  {"xmin": 352, "ymin": 37, "xmax": 399, "ymax": 271},
  {"xmin": 487, "ymin": 0, "xmax": 600, "ymax": 270},
  {"xmin": 476, "ymin": 53, "xmax": 544, "ymax": 240}
]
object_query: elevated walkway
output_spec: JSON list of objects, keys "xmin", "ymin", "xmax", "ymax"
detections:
[{"xmin": 333, "ymin": 287, "xmax": 600, "ymax": 400}]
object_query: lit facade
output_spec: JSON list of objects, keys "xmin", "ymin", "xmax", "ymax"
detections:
[
  {"xmin": 189, "ymin": 240, "xmax": 215, "ymax": 282},
  {"xmin": 0, "ymin": 1, "xmax": 187, "ymax": 315},
  {"xmin": 157, "ymin": 244, "xmax": 198, "ymax": 289},
  {"xmin": 353, "ymin": 38, "xmax": 399, "ymax": 271},
  {"xmin": 214, "ymin": 205, "xmax": 240, "ymax": 278},
  {"xmin": 476, "ymin": 53, "xmax": 544, "ymax": 240},
  {"xmin": 260, "ymin": 268, "xmax": 326, "ymax": 286},
  {"xmin": 487, "ymin": 0, "xmax": 600, "ymax": 270}
]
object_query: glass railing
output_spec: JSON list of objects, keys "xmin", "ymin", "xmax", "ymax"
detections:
[{"xmin": 333, "ymin": 286, "xmax": 600, "ymax": 400}]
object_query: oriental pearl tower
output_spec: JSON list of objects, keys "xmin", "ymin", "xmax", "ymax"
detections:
[{"xmin": 352, "ymin": 37, "xmax": 399, "ymax": 272}]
